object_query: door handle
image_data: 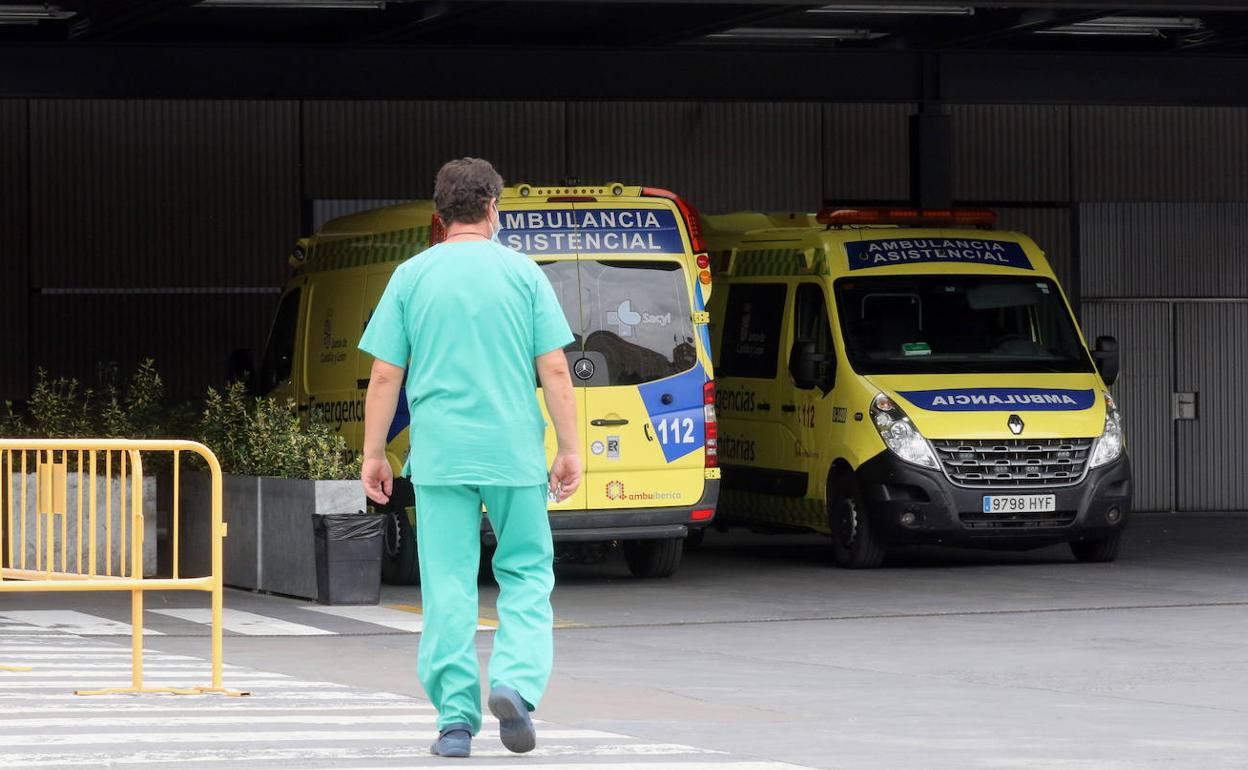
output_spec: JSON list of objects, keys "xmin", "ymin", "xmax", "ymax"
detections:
[
  {"xmin": 756, "ymin": 402, "xmax": 772, "ymax": 412},
  {"xmin": 591, "ymin": 418, "xmax": 630, "ymax": 426},
  {"xmin": 781, "ymin": 405, "xmax": 797, "ymax": 413}
]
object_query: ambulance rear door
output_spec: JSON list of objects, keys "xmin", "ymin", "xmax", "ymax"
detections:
[{"xmin": 573, "ymin": 202, "xmax": 707, "ymax": 510}]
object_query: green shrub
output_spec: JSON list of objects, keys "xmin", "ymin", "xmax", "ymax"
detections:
[{"xmin": 198, "ymin": 382, "xmax": 361, "ymax": 481}]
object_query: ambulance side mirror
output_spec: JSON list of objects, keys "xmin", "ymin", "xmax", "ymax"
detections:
[
  {"xmin": 1092, "ymin": 336, "xmax": 1119, "ymax": 388},
  {"xmin": 227, "ymin": 348, "xmax": 258, "ymax": 395},
  {"xmin": 792, "ymin": 341, "xmax": 835, "ymax": 395}
]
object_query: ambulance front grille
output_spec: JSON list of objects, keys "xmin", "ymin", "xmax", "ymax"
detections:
[{"xmin": 931, "ymin": 438, "xmax": 1095, "ymax": 489}]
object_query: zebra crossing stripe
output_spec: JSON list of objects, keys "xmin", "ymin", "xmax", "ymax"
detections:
[
  {"xmin": 151, "ymin": 608, "xmax": 334, "ymax": 636},
  {"xmin": 0, "ymin": 610, "xmax": 165, "ymax": 636}
]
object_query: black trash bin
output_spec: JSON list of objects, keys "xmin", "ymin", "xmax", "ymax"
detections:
[{"xmin": 313, "ymin": 511, "xmax": 384, "ymax": 605}]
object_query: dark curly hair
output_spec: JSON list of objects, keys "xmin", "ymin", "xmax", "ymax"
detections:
[{"xmin": 433, "ymin": 158, "xmax": 503, "ymax": 226}]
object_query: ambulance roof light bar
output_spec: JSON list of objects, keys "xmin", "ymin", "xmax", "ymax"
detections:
[
  {"xmin": 642, "ymin": 187, "xmax": 706, "ymax": 254},
  {"xmin": 817, "ymin": 207, "xmax": 996, "ymax": 228}
]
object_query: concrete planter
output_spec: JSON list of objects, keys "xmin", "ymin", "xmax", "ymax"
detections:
[
  {"xmin": 177, "ymin": 472, "xmax": 363, "ymax": 599},
  {"xmin": 4, "ymin": 473, "xmax": 157, "ymax": 577}
]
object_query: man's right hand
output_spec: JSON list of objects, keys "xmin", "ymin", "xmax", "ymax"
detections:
[
  {"xmin": 549, "ymin": 451, "xmax": 582, "ymax": 503},
  {"xmin": 362, "ymin": 456, "xmax": 394, "ymax": 505}
]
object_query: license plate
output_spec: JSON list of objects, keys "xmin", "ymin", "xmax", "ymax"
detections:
[{"xmin": 982, "ymin": 494, "xmax": 1056, "ymax": 514}]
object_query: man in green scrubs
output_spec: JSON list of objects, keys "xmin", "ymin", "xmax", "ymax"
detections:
[{"xmin": 359, "ymin": 158, "xmax": 581, "ymax": 758}]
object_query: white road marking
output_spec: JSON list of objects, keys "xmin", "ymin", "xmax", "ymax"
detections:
[
  {"xmin": 0, "ymin": 728, "xmax": 621, "ymax": 747},
  {"xmin": 0, "ymin": 610, "xmax": 164, "ymax": 636},
  {"xmin": 2, "ymin": 713, "xmax": 444, "ymax": 728},
  {"xmin": 0, "ymin": 744, "xmax": 726, "ymax": 768},
  {"xmin": 300, "ymin": 604, "xmax": 426, "ymax": 632},
  {"xmin": 151, "ymin": 608, "xmax": 334, "ymax": 636}
]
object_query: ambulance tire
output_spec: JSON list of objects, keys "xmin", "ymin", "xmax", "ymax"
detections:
[
  {"xmin": 828, "ymin": 469, "xmax": 886, "ymax": 570},
  {"xmin": 1069, "ymin": 532, "xmax": 1123, "ymax": 563},
  {"xmin": 381, "ymin": 481, "xmax": 420, "ymax": 586},
  {"xmin": 623, "ymin": 537, "xmax": 684, "ymax": 579}
]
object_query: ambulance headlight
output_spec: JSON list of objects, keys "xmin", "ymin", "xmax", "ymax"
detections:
[
  {"xmin": 870, "ymin": 393, "xmax": 938, "ymax": 469},
  {"xmin": 1089, "ymin": 392, "xmax": 1124, "ymax": 469}
]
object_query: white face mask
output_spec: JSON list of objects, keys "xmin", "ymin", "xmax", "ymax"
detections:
[{"xmin": 489, "ymin": 200, "xmax": 502, "ymax": 242}]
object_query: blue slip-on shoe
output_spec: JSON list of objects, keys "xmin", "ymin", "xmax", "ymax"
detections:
[
  {"xmin": 430, "ymin": 723, "xmax": 472, "ymax": 758},
  {"xmin": 488, "ymin": 685, "xmax": 536, "ymax": 754}
]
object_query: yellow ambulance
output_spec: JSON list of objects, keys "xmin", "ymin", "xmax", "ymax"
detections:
[
  {"xmin": 704, "ymin": 208, "xmax": 1131, "ymax": 568},
  {"xmin": 252, "ymin": 184, "xmax": 720, "ymax": 581}
]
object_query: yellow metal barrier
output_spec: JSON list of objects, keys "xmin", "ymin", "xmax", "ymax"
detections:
[{"xmin": 0, "ymin": 439, "xmax": 246, "ymax": 697}]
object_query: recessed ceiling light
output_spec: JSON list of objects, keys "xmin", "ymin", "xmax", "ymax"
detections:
[
  {"xmin": 809, "ymin": 4, "xmax": 973, "ymax": 15},
  {"xmin": 709, "ymin": 26, "xmax": 887, "ymax": 41},
  {"xmin": 0, "ymin": 4, "xmax": 75, "ymax": 22},
  {"xmin": 1037, "ymin": 15, "xmax": 1204, "ymax": 37},
  {"xmin": 197, "ymin": 0, "xmax": 386, "ymax": 9}
]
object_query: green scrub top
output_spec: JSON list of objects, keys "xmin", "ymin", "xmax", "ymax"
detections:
[{"xmin": 359, "ymin": 240, "xmax": 575, "ymax": 486}]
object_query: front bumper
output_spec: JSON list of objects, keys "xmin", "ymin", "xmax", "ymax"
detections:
[
  {"xmin": 856, "ymin": 451, "xmax": 1132, "ymax": 548},
  {"xmin": 482, "ymin": 478, "xmax": 720, "ymax": 545}
]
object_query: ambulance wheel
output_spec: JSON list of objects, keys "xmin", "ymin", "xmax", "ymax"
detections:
[
  {"xmin": 380, "ymin": 481, "xmax": 420, "ymax": 585},
  {"xmin": 623, "ymin": 537, "xmax": 684, "ymax": 579},
  {"xmin": 1070, "ymin": 532, "xmax": 1123, "ymax": 563},
  {"xmin": 828, "ymin": 470, "xmax": 886, "ymax": 569}
]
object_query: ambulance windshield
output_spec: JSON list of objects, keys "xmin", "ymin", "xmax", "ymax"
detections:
[{"xmin": 834, "ymin": 276, "xmax": 1094, "ymax": 375}]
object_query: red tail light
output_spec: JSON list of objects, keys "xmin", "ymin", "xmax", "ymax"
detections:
[
  {"xmin": 703, "ymin": 380, "xmax": 718, "ymax": 468},
  {"xmin": 642, "ymin": 187, "xmax": 706, "ymax": 253},
  {"xmin": 691, "ymin": 508, "xmax": 714, "ymax": 522},
  {"xmin": 431, "ymin": 213, "xmax": 447, "ymax": 244}
]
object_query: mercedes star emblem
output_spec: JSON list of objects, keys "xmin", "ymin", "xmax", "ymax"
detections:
[
  {"xmin": 574, "ymin": 358, "xmax": 595, "ymax": 381},
  {"xmin": 1008, "ymin": 414, "xmax": 1025, "ymax": 435}
]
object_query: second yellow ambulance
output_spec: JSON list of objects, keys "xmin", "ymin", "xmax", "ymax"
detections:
[
  {"xmin": 254, "ymin": 184, "xmax": 720, "ymax": 582},
  {"xmin": 705, "ymin": 208, "xmax": 1132, "ymax": 568}
]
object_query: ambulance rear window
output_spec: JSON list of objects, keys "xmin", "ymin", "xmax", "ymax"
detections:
[{"xmin": 579, "ymin": 260, "xmax": 696, "ymax": 386}]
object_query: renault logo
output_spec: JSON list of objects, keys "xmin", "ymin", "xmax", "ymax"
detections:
[
  {"xmin": 574, "ymin": 358, "xmax": 595, "ymax": 381},
  {"xmin": 1008, "ymin": 414, "xmax": 1025, "ymax": 435}
]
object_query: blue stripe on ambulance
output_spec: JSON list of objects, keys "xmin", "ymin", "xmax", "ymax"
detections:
[
  {"xmin": 694, "ymin": 281, "xmax": 712, "ymax": 354},
  {"xmin": 638, "ymin": 362, "xmax": 708, "ymax": 463},
  {"xmin": 386, "ymin": 376, "xmax": 410, "ymax": 442},
  {"xmin": 898, "ymin": 388, "xmax": 1095, "ymax": 412}
]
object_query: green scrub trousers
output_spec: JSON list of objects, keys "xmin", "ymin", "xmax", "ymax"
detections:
[{"xmin": 414, "ymin": 483, "xmax": 555, "ymax": 734}]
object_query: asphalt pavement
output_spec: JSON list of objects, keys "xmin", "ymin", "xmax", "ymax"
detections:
[{"xmin": 2, "ymin": 512, "xmax": 1247, "ymax": 769}]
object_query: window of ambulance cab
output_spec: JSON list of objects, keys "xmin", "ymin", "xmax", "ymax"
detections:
[
  {"xmin": 580, "ymin": 260, "xmax": 696, "ymax": 386},
  {"xmin": 834, "ymin": 275, "xmax": 1095, "ymax": 375},
  {"xmin": 717, "ymin": 283, "xmax": 787, "ymax": 379},
  {"xmin": 788, "ymin": 283, "xmax": 836, "ymax": 387},
  {"xmin": 260, "ymin": 288, "xmax": 301, "ymax": 395}
]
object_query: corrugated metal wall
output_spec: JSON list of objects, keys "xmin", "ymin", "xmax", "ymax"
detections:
[
  {"xmin": 30, "ymin": 100, "xmax": 299, "ymax": 289},
  {"xmin": 303, "ymin": 101, "xmax": 566, "ymax": 199},
  {"xmin": 0, "ymin": 100, "xmax": 28, "ymax": 400},
  {"xmin": 23, "ymin": 100, "xmax": 298, "ymax": 399},
  {"xmin": 1081, "ymin": 203, "xmax": 1248, "ymax": 512},
  {"xmin": 1081, "ymin": 302, "xmax": 1173, "ymax": 512},
  {"xmin": 568, "ymin": 102, "xmax": 823, "ymax": 213},
  {"xmin": 1175, "ymin": 303, "xmax": 1248, "ymax": 511},
  {"xmin": 823, "ymin": 103, "xmax": 912, "ymax": 203},
  {"xmin": 1082, "ymin": 203, "xmax": 1248, "ymax": 299},
  {"xmin": 994, "ymin": 207, "xmax": 1072, "ymax": 286},
  {"xmin": 1073, "ymin": 107, "xmax": 1248, "ymax": 201},
  {"xmin": 952, "ymin": 104, "xmax": 1070, "ymax": 202}
]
